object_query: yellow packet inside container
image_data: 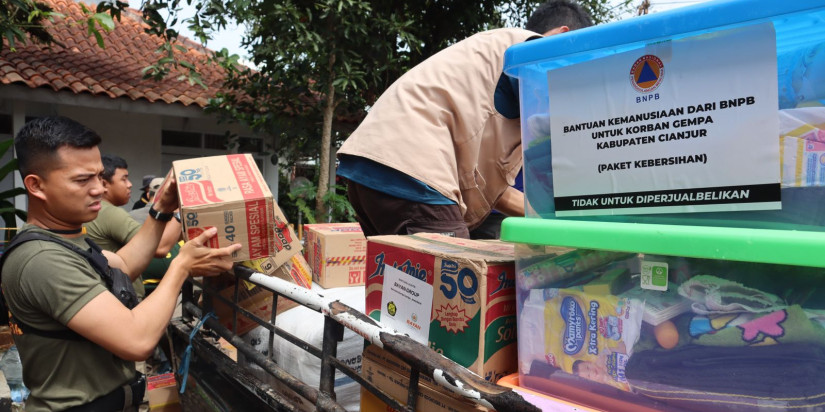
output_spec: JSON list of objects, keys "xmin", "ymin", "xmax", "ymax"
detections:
[{"xmin": 543, "ymin": 289, "xmax": 643, "ymax": 391}]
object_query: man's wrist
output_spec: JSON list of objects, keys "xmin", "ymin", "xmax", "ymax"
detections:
[{"xmin": 149, "ymin": 207, "xmax": 174, "ymax": 222}]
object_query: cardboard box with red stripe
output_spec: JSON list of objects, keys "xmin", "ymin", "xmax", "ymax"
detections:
[
  {"xmin": 303, "ymin": 222, "xmax": 367, "ymax": 288},
  {"xmin": 147, "ymin": 373, "xmax": 182, "ymax": 411},
  {"xmin": 174, "ymin": 154, "xmax": 300, "ymax": 263}
]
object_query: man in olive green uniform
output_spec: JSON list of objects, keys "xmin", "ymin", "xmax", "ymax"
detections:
[
  {"xmin": 86, "ymin": 155, "xmax": 180, "ymax": 299},
  {"xmin": 2, "ymin": 116, "xmax": 240, "ymax": 411}
]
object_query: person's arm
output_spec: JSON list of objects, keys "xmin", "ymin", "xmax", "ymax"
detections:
[
  {"xmin": 493, "ymin": 186, "xmax": 525, "ymax": 216},
  {"xmin": 68, "ymin": 228, "xmax": 241, "ymax": 361},
  {"xmin": 155, "ymin": 218, "xmax": 182, "ymax": 258},
  {"xmin": 115, "ymin": 175, "xmax": 178, "ymax": 279}
]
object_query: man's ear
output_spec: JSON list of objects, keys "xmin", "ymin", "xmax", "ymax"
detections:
[
  {"xmin": 24, "ymin": 174, "xmax": 46, "ymax": 202},
  {"xmin": 101, "ymin": 178, "xmax": 111, "ymax": 189},
  {"xmin": 543, "ymin": 26, "xmax": 570, "ymax": 36}
]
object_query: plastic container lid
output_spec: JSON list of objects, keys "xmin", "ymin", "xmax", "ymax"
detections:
[
  {"xmin": 500, "ymin": 217, "xmax": 825, "ymax": 268},
  {"xmin": 504, "ymin": 0, "xmax": 825, "ymax": 77}
]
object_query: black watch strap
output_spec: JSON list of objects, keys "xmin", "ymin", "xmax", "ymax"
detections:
[{"xmin": 149, "ymin": 207, "xmax": 174, "ymax": 222}]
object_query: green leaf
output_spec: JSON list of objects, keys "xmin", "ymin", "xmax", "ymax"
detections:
[
  {"xmin": 0, "ymin": 139, "xmax": 13, "ymax": 158},
  {"xmin": 0, "ymin": 188, "xmax": 26, "ymax": 200},
  {"xmin": 0, "ymin": 207, "xmax": 20, "ymax": 216},
  {"xmin": 0, "ymin": 158, "xmax": 19, "ymax": 182},
  {"xmin": 94, "ymin": 13, "xmax": 115, "ymax": 31},
  {"xmin": 92, "ymin": 30, "xmax": 104, "ymax": 48}
]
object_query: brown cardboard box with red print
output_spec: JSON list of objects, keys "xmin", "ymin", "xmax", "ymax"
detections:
[
  {"xmin": 303, "ymin": 223, "xmax": 367, "ymax": 288},
  {"xmin": 365, "ymin": 233, "xmax": 518, "ymax": 382},
  {"xmin": 173, "ymin": 154, "xmax": 300, "ymax": 264}
]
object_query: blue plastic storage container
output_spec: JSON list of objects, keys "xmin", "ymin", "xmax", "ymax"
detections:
[{"xmin": 504, "ymin": 0, "xmax": 825, "ymax": 231}]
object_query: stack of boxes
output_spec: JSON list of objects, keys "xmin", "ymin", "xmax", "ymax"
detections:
[
  {"xmin": 169, "ymin": 156, "xmax": 525, "ymax": 410},
  {"xmin": 172, "ymin": 154, "xmax": 312, "ymax": 334}
]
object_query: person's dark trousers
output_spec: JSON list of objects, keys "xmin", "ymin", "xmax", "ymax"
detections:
[
  {"xmin": 63, "ymin": 373, "xmax": 146, "ymax": 412},
  {"xmin": 469, "ymin": 213, "xmax": 506, "ymax": 239},
  {"xmin": 346, "ymin": 180, "xmax": 470, "ymax": 238}
]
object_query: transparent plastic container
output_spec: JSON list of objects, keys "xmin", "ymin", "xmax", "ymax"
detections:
[
  {"xmin": 501, "ymin": 217, "xmax": 825, "ymax": 412},
  {"xmin": 504, "ymin": 0, "xmax": 825, "ymax": 231}
]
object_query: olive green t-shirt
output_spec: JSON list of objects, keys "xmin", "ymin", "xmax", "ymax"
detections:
[
  {"xmin": 1, "ymin": 225, "xmax": 135, "ymax": 412},
  {"xmin": 84, "ymin": 201, "xmax": 145, "ymax": 297}
]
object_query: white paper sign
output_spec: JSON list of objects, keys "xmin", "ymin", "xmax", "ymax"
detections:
[
  {"xmin": 548, "ymin": 23, "xmax": 780, "ymax": 217},
  {"xmin": 380, "ymin": 264, "xmax": 433, "ymax": 345}
]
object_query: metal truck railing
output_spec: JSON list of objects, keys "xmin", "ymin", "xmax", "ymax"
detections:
[{"xmin": 169, "ymin": 264, "xmax": 539, "ymax": 412}]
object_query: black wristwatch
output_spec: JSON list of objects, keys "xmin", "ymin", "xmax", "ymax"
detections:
[{"xmin": 149, "ymin": 207, "xmax": 174, "ymax": 222}]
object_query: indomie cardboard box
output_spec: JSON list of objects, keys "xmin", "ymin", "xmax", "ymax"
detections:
[
  {"xmin": 359, "ymin": 345, "xmax": 489, "ymax": 412},
  {"xmin": 213, "ymin": 254, "xmax": 312, "ymax": 335},
  {"xmin": 173, "ymin": 154, "xmax": 300, "ymax": 263},
  {"xmin": 365, "ymin": 233, "xmax": 517, "ymax": 382},
  {"xmin": 304, "ymin": 223, "xmax": 367, "ymax": 288}
]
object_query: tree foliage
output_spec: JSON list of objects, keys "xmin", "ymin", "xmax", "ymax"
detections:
[{"xmin": 1, "ymin": 0, "xmax": 132, "ymax": 52}]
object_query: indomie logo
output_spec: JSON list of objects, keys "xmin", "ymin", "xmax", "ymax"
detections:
[
  {"xmin": 630, "ymin": 54, "xmax": 665, "ymax": 93},
  {"xmin": 489, "ymin": 271, "xmax": 514, "ymax": 297},
  {"xmin": 368, "ymin": 252, "xmax": 427, "ymax": 281}
]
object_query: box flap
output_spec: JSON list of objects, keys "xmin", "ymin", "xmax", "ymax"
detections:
[
  {"xmin": 174, "ymin": 154, "xmax": 271, "ymax": 207},
  {"xmin": 368, "ymin": 233, "xmax": 514, "ymax": 263},
  {"xmin": 305, "ymin": 222, "xmax": 363, "ymax": 235}
]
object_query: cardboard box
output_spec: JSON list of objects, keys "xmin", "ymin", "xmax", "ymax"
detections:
[
  {"xmin": 360, "ymin": 345, "xmax": 489, "ymax": 412},
  {"xmin": 217, "ymin": 337, "xmax": 237, "ymax": 362},
  {"xmin": 213, "ymin": 254, "xmax": 312, "ymax": 335},
  {"xmin": 147, "ymin": 373, "xmax": 182, "ymax": 412},
  {"xmin": 304, "ymin": 223, "xmax": 367, "ymax": 288},
  {"xmin": 365, "ymin": 233, "xmax": 518, "ymax": 382},
  {"xmin": 0, "ymin": 326, "xmax": 13, "ymax": 351},
  {"xmin": 173, "ymin": 154, "xmax": 300, "ymax": 263},
  {"xmin": 241, "ymin": 252, "xmax": 312, "ymax": 289}
]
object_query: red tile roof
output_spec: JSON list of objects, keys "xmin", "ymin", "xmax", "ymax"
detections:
[{"xmin": 0, "ymin": 0, "xmax": 228, "ymax": 108}]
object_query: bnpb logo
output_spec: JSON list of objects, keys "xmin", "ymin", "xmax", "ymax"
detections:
[{"xmin": 630, "ymin": 54, "xmax": 664, "ymax": 93}]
